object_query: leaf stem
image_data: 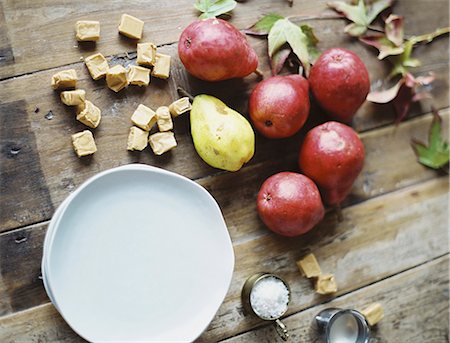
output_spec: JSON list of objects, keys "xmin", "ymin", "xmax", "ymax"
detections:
[
  {"xmin": 366, "ymin": 25, "xmax": 385, "ymax": 34},
  {"xmin": 177, "ymin": 87, "xmax": 195, "ymax": 102},
  {"xmin": 409, "ymin": 26, "xmax": 450, "ymax": 44},
  {"xmin": 253, "ymin": 69, "xmax": 264, "ymax": 78}
]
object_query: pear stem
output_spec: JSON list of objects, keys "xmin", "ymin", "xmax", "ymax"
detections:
[
  {"xmin": 253, "ymin": 69, "xmax": 264, "ymax": 79},
  {"xmin": 177, "ymin": 87, "xmax": 195, "ymax": 102},
  {"xmin": 334, "ymin": 205, "xmax": 344, "ymax": 222}
]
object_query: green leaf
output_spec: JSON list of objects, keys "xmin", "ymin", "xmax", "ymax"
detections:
[
  {"xmin": 244, "ymin": 14, "xmax": 284, "ymax": 36},
  {"xmin": 195, "ymin": 0, "xmax": 237, "ymax": 19},
  {"xmin": 300, "ymin": 24, "xmax": 320, "ymax": 62},
  {"xmin": 412, "ymin": 109, "xmax": 449, "ymax": 169},
  {"xmin": 328, "ymin": 0, "xmax": 393, "ymax": 36},
  {"xmin": 268, "ymin": 19, "xmax": 312, "ymax": 75}
]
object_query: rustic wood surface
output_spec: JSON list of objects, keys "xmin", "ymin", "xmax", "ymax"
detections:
[{"xmin": 0, "ymin": 0, "xmax": 448, "ymax": 342}]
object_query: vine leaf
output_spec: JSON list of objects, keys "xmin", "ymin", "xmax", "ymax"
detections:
[
  {"xmin": 195, "ymin": 0, "xmax": 237, "ymax": 19},
  {"xmin": 367, "ymin": 73, "xmax": 435, "ymax": 123},
  {"xmin": 328, "ymin": 0, "xmax": 393, "ymax": 36},
  {"xmin": 411, "ymin": 108, "xmax": 449, "ymax": 170}
]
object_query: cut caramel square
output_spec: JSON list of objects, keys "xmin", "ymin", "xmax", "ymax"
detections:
[
  {"xmin": 131, "ymin": 104, "xmax": 156, "ymax": 131},
  {"xmin": 361, "ymin": 303, "xmax": 384, "ymax": 326},
  {"xmin": 156, "ymin": 106, "xmax": 173, "ymax": 132},
  {"xmin": 76, "ymin": 100, "xmax": 101, "ymax": 128},
  {"xmin": 296, "ymin": 253, "xmax": 322, "ymax": 278},
  {"xmin": 106, "ymin": 65, "xmax": 128, "ymax": 92},
  {"xmin": 149, "ymin": 131, "xmax": 177, "ymax": 155},
  {"xmin": 137, "ymin": 42, "xmax": 156, "ymax": 66},
  {"xmin": 169, "ymin": 97, "xmax": 191, "ymax": 117},
  {"xmin": 127, "ymin": 126, "xmax": 148, "ymax": 151},
  {"xmin": 118, "ymin": 14, "xmax": 144, "ymax": 40},
  {"xmin": 84, "ymin": 53, "xmax": 109, "ymax": 80},
  {"xmin": 75, "ymin": 21, "xmax": 100, "ymax": 41},
  {"xmin": 315, "ymin": 274, "xmax": 338, "ymax": 295},
  {"xmin": 72, "ymin": 130, "xmax": 97, "ymax": 157},
  {"xmin": 151, "ymin": 53, "xmax": 171, "ymax": 79},
  {"xmin": 60, "ymin": 89, "xmax": 86, "ymax": 106},
  {"xmin": 127, "ymin": 65, "xmax": 150, "ymax": 86},
  {"xmin": 51, "ymin": 69, "xmax": 77, "ymax": 90}
]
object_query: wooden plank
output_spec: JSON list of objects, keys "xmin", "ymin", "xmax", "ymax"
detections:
[
  {"xmin": 221, "ymin": 255, "xmax": 449, "ymax": 343},
  {"xmin": 0, "ymin": 24, "xmax": 447, "ymax": 232},
  {"xmin": 0, "ymin": 0, "xmax": 447, "ymax": 79},
  {"xmin": 0, "ymin": 177, "xmax": 447, "ymax": 341}
]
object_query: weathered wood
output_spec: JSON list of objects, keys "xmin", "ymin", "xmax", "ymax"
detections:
[
  {"xmin": 221, "ymin": 255, "xmax": 449, "ymax": 343},
  {"xmin": 0, "ymin": 177, "xmax": 447, "ymax": 341},
  {"xmin": 1, "ymin": 0, "xmax": 447, "ymax": 79}
]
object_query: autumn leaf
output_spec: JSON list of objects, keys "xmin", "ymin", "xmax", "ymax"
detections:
[
  {"xmin": 195, "ymin": 0, "xmax": 237, "ymax": 19},
  {"xmin": 270, "ymin": 46, "xmax": 291, "ymax": 75},
  {"xmin": 268, "ymin": 18, "xmax": 319, "ymax": 75},
  {"xmin": 411, "ymin": 108, "xmax": 449, "ymax": 170},
  {"xmin": 243, "ymin": 14, "xmax": 284, "ymax": 35},
  {"xmin": 328, "ymin": 0, "xmax": 393, "ymax": 36},
  {"xmin": 367, "ymin": 72, "xmax": 435, "ymax": 123}
]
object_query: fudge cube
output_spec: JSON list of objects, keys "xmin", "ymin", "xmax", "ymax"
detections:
[
  {"xmin": 72, "ymin": 130, "xmax": 97, "ymax": 157},
  {"xmin": 314, "ymin": 274, "xmax": 338, "ymax": 295},
  {"xmin": 84, "ymin": 53, "xmax": 109, "ymax": 80},
  {"xmin": 156, "ymin": 106, "xmax": 173, "ymax": 132},
  {"xmin": 296, "ymin": 253, "xmax": 322, "ymax": 278},
  {"xmin": 137, "ymin": 42, "xmax": 156, "ymax": 66},
  {"xmin": 76, "ymin": 100, "xmax": 101, "ymax": 128},
  {"xmin": 106, "ymin": 65, "xmax": 128, "ymax": 92},
  {"xmin": 127, "ymin": 65, "xmax": 150, "ymax": 86},
  {"xmin": 131, "ymin": 104, "xmax": 156, "ymax": 131},
  {"xmin": 149, "ymin": 131, "xmax": 177, "ymax": 155},
  {"xmin": 361, "ymin": 303, "xmax": 384, "ymax": 326},
  {"xmin": 118, "ymin": 14, "xmax": 144, "ymax": 40},
  {"xmin": 51, "ymin": 69, "xmax": 77, "ymax": 90},
  {"xmin": 60, "ymin": 89, "xmax": 86, "ymax": 106},
  {"xmin": 169, "ymin": 97, "xmax": 191, "ymax": 117},
  {"xmin": 75, "ymin": 20, "xmax": 100, "ymax": 41},
  {"xmin": 151, "ymin": 53, "xmax": 171, "ymax": 79},
  {"xmin": 127, "ymin": 126, "xmax": 149, "ymax": 151}
]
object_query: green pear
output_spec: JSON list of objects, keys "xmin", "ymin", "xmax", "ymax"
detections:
[{"xmin": 191, "ymin": 94, "xmax": 255, "ymax": 172}]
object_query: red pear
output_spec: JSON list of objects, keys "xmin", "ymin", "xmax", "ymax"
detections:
[
  {"xmin": 249, "ymin": 75, "xmax": 310, "ymax": 139},
  {"xmin": 298, "ymin": 121, "xmax": 365, "ymax": 206},
  {"xmin": 309, "ymin": 48, "xmax": 370, "ymax": 122},
  {"xmin": 178, "ymin": 18, "xmax": 258, "ymax": 81},
  {"xmin": 257, "ymin": 172, "xmax": 324, "ymax": 237}
]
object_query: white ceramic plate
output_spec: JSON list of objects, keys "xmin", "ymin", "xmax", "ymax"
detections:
[{"xmin": 44, "ymin": 164, "xmax": 234, "ymax": 342}]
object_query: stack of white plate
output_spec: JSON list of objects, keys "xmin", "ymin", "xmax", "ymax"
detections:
[{"xmin": 42, "ymin": 164, "xmax": 235, "ymax": 342}]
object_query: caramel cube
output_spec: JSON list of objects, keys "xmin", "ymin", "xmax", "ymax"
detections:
[
  {"xmin": 118, "ymin": 14, "xmax": 144, "ymax": 40},
  {"xmin": 315, "ymin": 274, "xmax": 338, "ymax": 295},
  {"xmin": 131, "ymin": 104, "xmax": 157, "ymax": 131},
  {"xmin": 296, "ymin": 253, "xmax": 322, "ymax": 278},
  {"xmin": 106, "ymin": 65, "xmax": 128, "ymax": 92},
  {"xmin": 361, "ymin": 303, "xmax": 384, "ymax": 326},
  {"xmin": 76, "ymin": 100, "xmax": 101, "ymax": 128},
  {"xmin": 127, "ymin": 126, "xmax": 148, "ymax": 151},
  {"xmin": 151, "ymin": 53, "xmax": 171, "ymax": 79},
  {"xmin": 156, "ymin": 106, "xmax": 173, "ymax": 132},
  {"xmin": 51, "ymin": 69, "xmax": 77, "ymax": 90},
  {"xmin": 72, "ymin": 130, "xmax": 97, "ymax": 157},
  {"xmin": 149, "ymin": 131, "xmax": 177, "ymax": 155},
  {"xmin": 137, "ymin": 42, "xmax": 156, "ymax": 66},
  {"xmin": 75, "ymin": 20, "xmax": 100, "ymax": 41},
  {"xmin": 60, "ymin": 89, "xmax": 86, "ymax": 106},
  {"xmin": 127, "ymin": 65, "xmax": 150, "ymax": 86},
  {"xmin": 84, "ymin": 53, "xmax": 109, "ymax": 80},
  {"xmin": 169, "ymin": 97, "xmax": 192, "ymax": 117}
]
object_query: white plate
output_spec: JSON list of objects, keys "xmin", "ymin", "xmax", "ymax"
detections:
[{"xmin": 44, "ymin": 164, "xmax": 234, "ymax": 342}]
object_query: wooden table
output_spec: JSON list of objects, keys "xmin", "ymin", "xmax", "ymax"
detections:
[{"xmin": 0, "ymin": 0, "xmax": 448, "ymax": 342}]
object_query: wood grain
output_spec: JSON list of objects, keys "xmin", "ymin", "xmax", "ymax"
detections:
[
  {"xmin": 0, "ymin": 176, "xmax": 447, "ymax": 341},
  {"xmin": 221, "ymin": 255, "xmax": 449, "ymax": 343}
]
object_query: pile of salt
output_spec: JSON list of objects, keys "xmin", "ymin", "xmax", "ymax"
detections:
[{"xmin": 249, "ymin": 276, "xmax": 289, "ymax": 319}]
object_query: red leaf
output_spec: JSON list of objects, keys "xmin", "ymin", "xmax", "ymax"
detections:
[
  {"xmin": 385, "ymin": 14, "xmax": 404, "ymax": 46},
  {"xmin": 270, "ymin": 47, "xmax": 291, "ymax": 75}
]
